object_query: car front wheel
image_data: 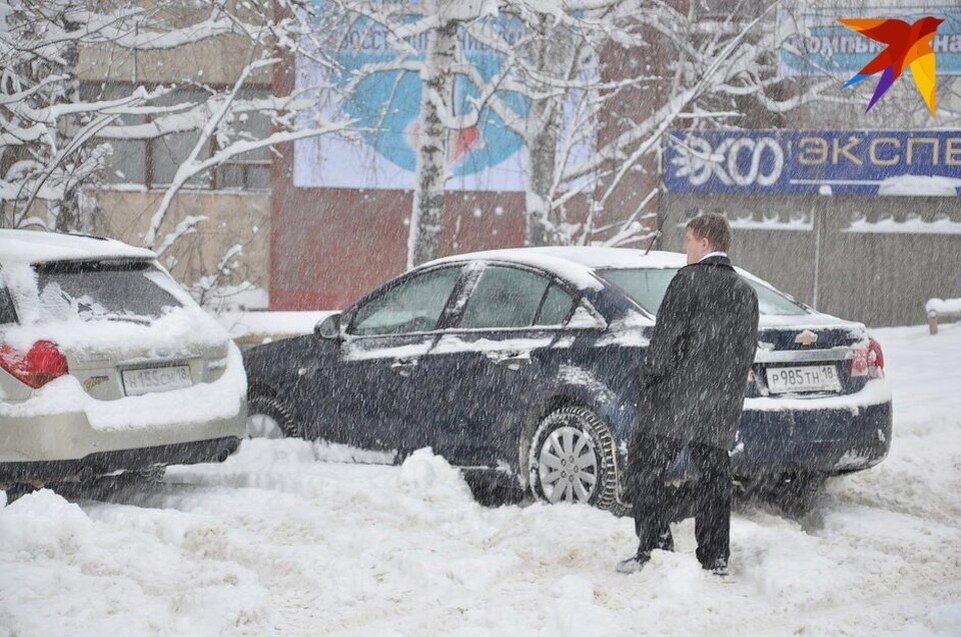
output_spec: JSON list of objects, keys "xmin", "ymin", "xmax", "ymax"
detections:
[
  {"xmin": 246, "ymin": 393, "xmax": 298, "ymax": 439},
  {"xmin": 527, "ymin": 405, "xmax": 624, "ymax": 514}
]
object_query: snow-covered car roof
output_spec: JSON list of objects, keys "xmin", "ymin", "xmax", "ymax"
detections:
[
  {"xmin": 0, "ymin": 229, "xmax": 155, "ymax": 266},
  {"xmin": 424, "ymin": 246, "xmax": 687, "ymax": 271},
  {"xmin": 422, "ymin": 247, "xmax": 862, "ymax": 329},
  {"xmin": 420, "ymin": 247, "xmax": 688, "ymax": 290}
]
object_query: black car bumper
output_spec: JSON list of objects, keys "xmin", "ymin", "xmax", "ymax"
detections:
[
  {"xmin": 0, "ymin": 436, "xmax": 241, "ymax": 484},
  {"xmin": 730, "ymin": 400, "xmax": 892, "ymax": 476},
  {"xmin": 653, "ymin": 400, "xmax": 893, "ymax": 481}
]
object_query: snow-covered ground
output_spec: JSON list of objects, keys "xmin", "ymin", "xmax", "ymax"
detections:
[{"xmin": 2, "ymin": 324, "xmax": 960, "ymax": 636}]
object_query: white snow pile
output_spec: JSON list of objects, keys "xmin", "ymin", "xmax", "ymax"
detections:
[
  {"xmin": 0, "ymin": 489, "xmax": 270, "ymax": 635},
  {"xmin": 396, "ymin": 447, "xmax": 473, "ymax": 503},
  {"xmin": 876, "ymin": 175, "xmax": 961, "ymax": 197},
  {"xmin": 926, "ymin": 298, "xmax": 961, "ymax": 315},
  {"xmin": 1, "ymin": 325, "xmax": 960, "ymax": 635},
  {"xmin": 845, "ymin": 215, "xmax": 961, "ymax": 235}
]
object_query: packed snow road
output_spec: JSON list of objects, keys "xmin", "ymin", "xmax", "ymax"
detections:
[{"xmin": 2, "ymin": 324, "xmax": 960, "ymax": 637}]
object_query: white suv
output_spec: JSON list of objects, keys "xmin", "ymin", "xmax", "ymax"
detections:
[{"xmin": 0, "ymin": 230, "xmax": 246, "ymax": 491}]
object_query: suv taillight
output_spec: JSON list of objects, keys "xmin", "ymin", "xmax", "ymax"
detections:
[
  {"xmin": 851, "ymin": 338, "xmax": 884, "ymax": 379},
  {"xmin": 0, "ymin": 340, "xmax": 69, "ymax": 388}
]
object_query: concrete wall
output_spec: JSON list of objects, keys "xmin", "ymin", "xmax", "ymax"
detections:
[
  {"xmin": 71, "ymin": 1, "xmax": 274, "ymax": 304},
  {"xmin": 660, "ymin": 194, "xmax": 961, "ymax": 327},
  {"xmin": 95, "ymin": 189, "xmax": 270, "ymax": 307}
]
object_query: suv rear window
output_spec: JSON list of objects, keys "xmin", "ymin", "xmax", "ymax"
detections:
[
  {"xmin": 0, "ymin": 286, "xmax": 17, "ymax": 324},
  {"xmin": 34, "ymin": 260, "xmax": 183, "ymax": 323}
]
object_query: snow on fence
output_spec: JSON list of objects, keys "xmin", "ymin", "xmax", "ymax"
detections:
[{"xmin": 925, "ymin": 298, "xmax": 961, "ymax": 335}]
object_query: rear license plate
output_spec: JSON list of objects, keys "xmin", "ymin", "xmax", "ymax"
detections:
[
  {"xmin": 765, "ymin": 365, "xmax": 841, "ymax": 394},
  {"xmin": 122, "ymin": 365, "xmax": 192, "ymax": 396}
]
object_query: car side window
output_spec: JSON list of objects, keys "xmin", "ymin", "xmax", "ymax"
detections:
[
  {"xmin": 534, "ymin": 283, "xmax": 574, "ymax": 326},
  {"xmin": 458, "ymin": 266, "xmax": 551, "ymax": 329},
  {"xmin": 0, "ymin": 286, "xmax": 17, "ymax": 325},
  {"xmin": 349, "ymin": 266, "xmax": 462, "ymax": 336}
]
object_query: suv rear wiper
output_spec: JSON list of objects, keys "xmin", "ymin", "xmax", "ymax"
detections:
[{"xmin": 80, "ymin": 313, "xmax": 152, "ymax": 325}]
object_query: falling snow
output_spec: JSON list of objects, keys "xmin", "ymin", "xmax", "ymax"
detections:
[{"xmin": 1, "ymin": 323, "xmax": 960, "ymax": 636}]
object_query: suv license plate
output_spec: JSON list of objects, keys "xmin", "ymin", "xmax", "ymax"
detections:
[{"xmin": 122, "ymin": 365, "xmax": 192, "ymax": 396}]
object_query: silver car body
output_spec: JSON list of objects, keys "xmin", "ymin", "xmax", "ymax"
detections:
[{"xmin": 0, "ymin": 230, "xmax": 246, "ymax": 484}]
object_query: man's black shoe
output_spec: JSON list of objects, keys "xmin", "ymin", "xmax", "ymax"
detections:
[
  {"xmin": 615, "ymin": 551, "xmax": 651, "ymax": 574},
  {"xmin": 701, "ymin": 558, "xmax": 729, "ymax": 577},
  {"xmin": 656, "ymin": 531, "xmax": 674, "ymax": 552}
]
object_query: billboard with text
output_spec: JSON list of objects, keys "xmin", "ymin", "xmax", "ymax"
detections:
[{"xmin": 663, "ymin": 130, "xmax": 961, "ymax": 196}]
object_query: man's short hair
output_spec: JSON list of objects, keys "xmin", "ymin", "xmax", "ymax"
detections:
[{"xmin": 686, "ymin": 213, "xmax": 731, "ymax": 253}]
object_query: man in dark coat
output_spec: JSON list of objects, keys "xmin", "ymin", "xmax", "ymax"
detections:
[{"xmin": 618, "ymin": 213, "xmax": 759, "ymax": 576}]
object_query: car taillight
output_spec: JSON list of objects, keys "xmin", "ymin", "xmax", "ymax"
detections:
[
  {"xmin": 851, "ymin": 338, "xmax": 884, "ymax": 379},
  {"xmin": 0, "ymin": 340, "xmax": 69, "ymax": 389}
]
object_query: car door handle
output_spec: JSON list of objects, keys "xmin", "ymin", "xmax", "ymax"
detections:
[
  {"xmin": 490, "ymin": 351, "xmax": 532, "ymax": 367},
  {"xmin": 390, "ymin": 358, "xmax": 419, "ymax": 376}
]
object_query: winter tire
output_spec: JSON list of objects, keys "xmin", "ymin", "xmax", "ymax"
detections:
[
  {"xmin": 775, "ymin": 471, "xmax": 827, "ymax": 518},
  {"xmin": 246, "ymin": 393, "xmax": 299, "ymax": 439},
  {"xmin": 527, "ymin": 405, "xmax": 624, "ymax": 514}
]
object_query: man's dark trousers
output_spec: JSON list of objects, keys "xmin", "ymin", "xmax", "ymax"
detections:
[{"xmin": 629, "ymin": 432, "xmax": 732, "ymax": 567}]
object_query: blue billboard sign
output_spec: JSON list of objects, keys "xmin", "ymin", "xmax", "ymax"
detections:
[
  {"xmin": 778, "ymin": 7, "xmax": 961, "ymax": 77},
  {"xmin": 662, "ymin": 130, "xmax": 961, "ymax": 196},
  {"xmin": 294, "ymin": 2, "xmax": 529, "ymax": 191}
]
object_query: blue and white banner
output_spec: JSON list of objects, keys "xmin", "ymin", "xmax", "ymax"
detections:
[
  {"xmin": 293, "ymin": 2, "xmax": 593, "ymax": 192},
  {"xmin": 662, "ymin": 130, "xmax": 961, "ymax": 196},
  {"xmin": 777, "ymin": 5, "xmax": 961, "ymax": 77}
]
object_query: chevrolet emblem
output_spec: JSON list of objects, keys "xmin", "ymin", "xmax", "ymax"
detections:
[
  {"xmin": 83, "ymin": 375, "xmax": 109, "ymax": 391},
  {"xmin": 794, "ymin": 330, "xmax": 818, "ymax": 346}
]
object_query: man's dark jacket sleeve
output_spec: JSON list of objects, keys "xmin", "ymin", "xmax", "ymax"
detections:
[{"xmin": 640, "ymin": 273, "xmax": 693, "ymax": 385}]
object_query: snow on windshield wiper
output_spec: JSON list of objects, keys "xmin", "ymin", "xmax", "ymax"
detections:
[{"xmin": 79, "ymin": 312, "xmax": 152, "ymax": 325}]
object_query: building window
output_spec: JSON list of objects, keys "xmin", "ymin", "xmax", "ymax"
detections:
[{"xmin": 83, "ymin": 82, "xmax": 272, "ymax": 191}]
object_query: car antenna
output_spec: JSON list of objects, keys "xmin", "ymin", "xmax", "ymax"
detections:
[{"xmin": 644, "ymin": 209, "xmax": 670, "ymax": 255}]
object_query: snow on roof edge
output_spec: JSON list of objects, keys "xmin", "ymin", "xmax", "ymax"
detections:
[
  {"xmin": 0, "ymin": 229, "xmax": 156, "ymax": 265},
  {"xmin": 418, "ymin": 247, "xmax": 690, "ymax": 290}
]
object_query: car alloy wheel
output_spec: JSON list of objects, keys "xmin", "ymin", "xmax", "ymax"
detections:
[
  {"xmin": 246, "ymin": 393, "xmax": 298, "ymax": 438},
  {"xmin": 246, "ymin": 413, "xmax": 284, "ymax": 439},
  {"xmin": 536, "ymin": 425, "xmax": 598, "ymax": 503},
  {"xmin": 527, "ymin": 405, "xmax": 623, "ymax": 513}
]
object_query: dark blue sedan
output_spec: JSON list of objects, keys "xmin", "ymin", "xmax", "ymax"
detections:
[{"xmin": 242, "ymin": 247, "xmax": 892, "ymax": 512}]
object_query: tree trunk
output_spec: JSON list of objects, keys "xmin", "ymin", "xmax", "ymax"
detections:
[
  {"xmin": 525, "ymin": 22, "xmax": 574, "ymax": 247},
  {"xmin": 525, "ymin": 97, "xmax": 561, "ymax": 246},
  {"xmin": 407, "ymin": 18, "xmax": 457, "ymax": 270}
]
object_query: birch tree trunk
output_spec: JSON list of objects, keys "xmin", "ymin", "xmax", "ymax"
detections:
[
  {"xmin": 525, "ymin": 96, "xmax": 561, "ymax": 246},
  {"xmin": 407, "ymin": 16, "xmax": 457, "ymax": 270},
  {"xmin": 524, "ymin": 21, "xmax": 574, "ymax": 247}
]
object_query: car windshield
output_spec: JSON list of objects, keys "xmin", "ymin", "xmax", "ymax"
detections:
[
  {"xmin": 596, "ymin": 267, "xmax": 810, "ymax": 316},
  {"xmin": 34, "ymin": 259, "xmax": 184, "ymax": 323}
]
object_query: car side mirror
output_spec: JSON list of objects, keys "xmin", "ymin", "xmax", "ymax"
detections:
[{"xmin": 315, "ymin": 313, "xmax": 342, "ymax": 341}]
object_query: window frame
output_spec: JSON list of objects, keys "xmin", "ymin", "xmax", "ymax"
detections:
[
  {"xmin": 343, "ymin": 264, "xmax": 468, "ymax": 338},
  {"xmin": 442, "ymin": 260, "xmax": 582, "ymax": 334},
  {"xmin": 82, "ymin": 81, "xmax": 272, "ymax": 192}
]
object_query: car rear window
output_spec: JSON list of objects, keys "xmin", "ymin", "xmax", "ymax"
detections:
[
  {"xmin": 597, "ymin": 268, "xmax": 810, "ymax": 316},
  {"xmin": 0, "ymin": 286, "xmax": 17, "ymax": 324},
  {"xmin": 34, "ymin": 259, "xmax": 183, "ymax": 323}
]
